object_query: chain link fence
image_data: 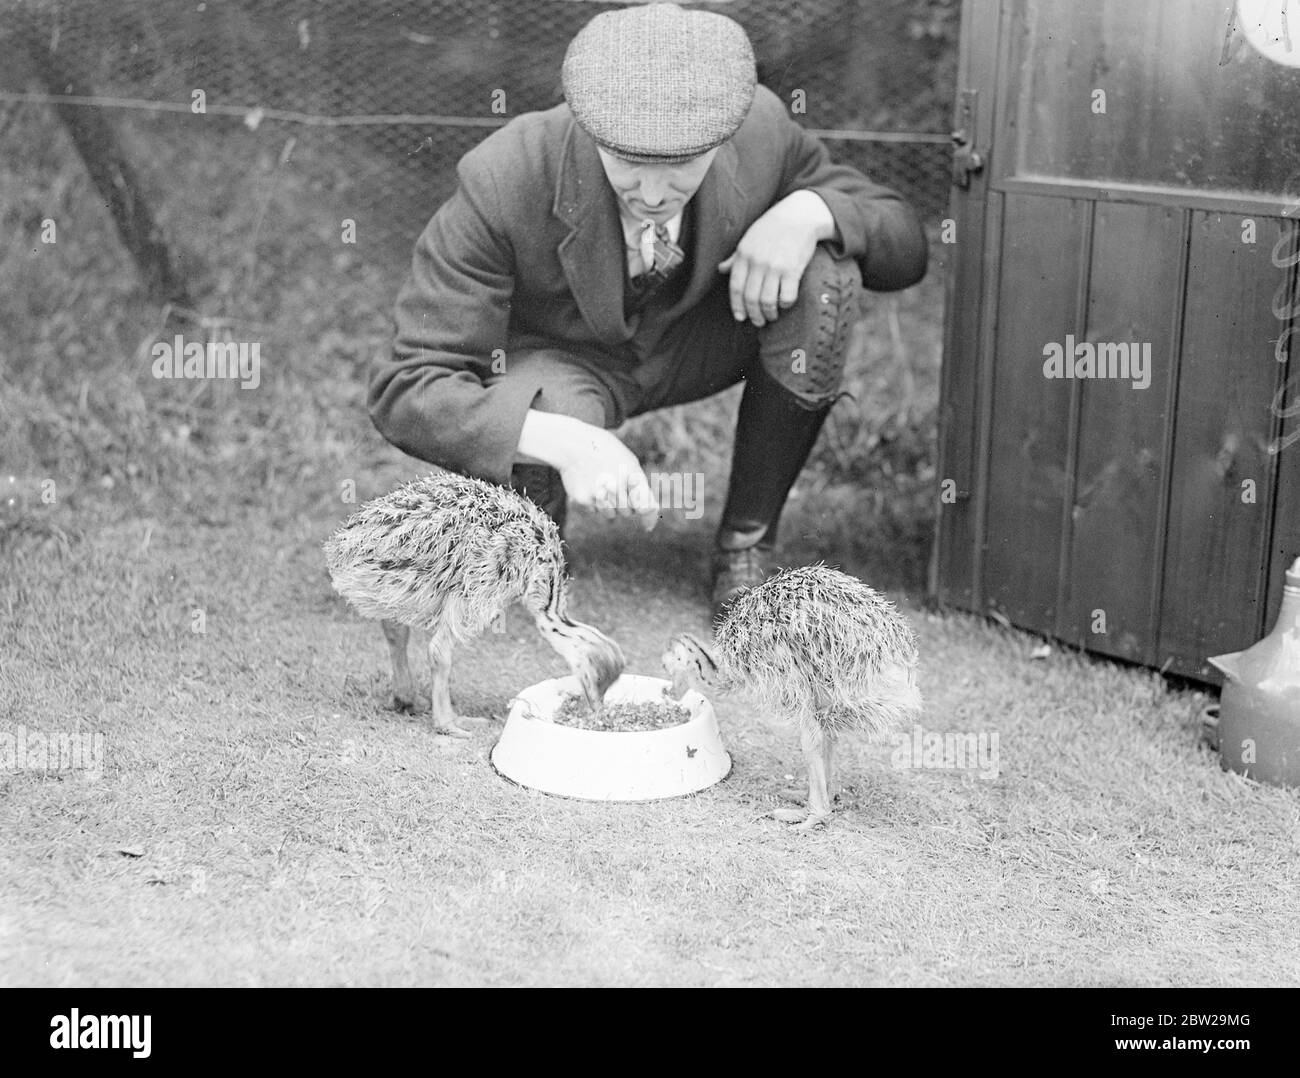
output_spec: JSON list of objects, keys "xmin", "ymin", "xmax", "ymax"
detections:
[{"xmin": 1, "ymin": 0, "xmax": 957, "ymax": 289}]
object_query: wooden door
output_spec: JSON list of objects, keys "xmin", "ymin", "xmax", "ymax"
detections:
[{"xmin": 934, "ymin": 0, "xmax": 1300, "ymax": 680}]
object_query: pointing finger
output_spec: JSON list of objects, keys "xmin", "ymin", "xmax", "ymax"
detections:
[
  {"xmin": 743, "ymin": 266, "xmax": 767, "ymax": 326},
  {"xmin": 727, "ymin": 257, "xmax": 750, "ymax": 322},
  {"xmin": 778, "ymin": 271, "xmax": 801, "ymax": 310},
  {"xmin": 759, "ymin": 270, "xmax": 782, "ymax": 323}
]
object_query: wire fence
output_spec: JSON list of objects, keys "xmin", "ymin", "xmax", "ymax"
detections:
[{"xmin": 1, "ymin": 0, "xmax": 957, "ymax": 288}]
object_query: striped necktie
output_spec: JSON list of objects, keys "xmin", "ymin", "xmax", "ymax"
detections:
[{"xmin": 637, "ymin": 220, "xmax": 685, "ymax": 281}]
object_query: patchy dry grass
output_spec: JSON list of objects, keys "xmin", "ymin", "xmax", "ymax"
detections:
[{"xmin": 1, "ymin": 102, "xmax": 1297, "ymax": 988}]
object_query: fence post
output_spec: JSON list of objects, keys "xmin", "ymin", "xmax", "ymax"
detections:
[{"xmin": 12, "ymin": 16, "xmax": 193, "ymax": 309}]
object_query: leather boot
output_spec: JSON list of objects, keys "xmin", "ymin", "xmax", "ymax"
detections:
[{"xmin": 711, "ymin": 367, "xmax": 831, "ymax": 621}]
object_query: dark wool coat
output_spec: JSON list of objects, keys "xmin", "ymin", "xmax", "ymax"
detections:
[{"xmin": 369, "ymin": 85, "xmax": 928, "ymax": 484}]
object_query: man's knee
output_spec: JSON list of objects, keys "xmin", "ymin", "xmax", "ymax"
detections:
[
  {"xmin": 485, "ymin": 348, "xmax": 618, "ymax": 429},
  {"xmin": 757, "ymin": 245, "xmax": 861, "ymax": 408},
  {"xmin": 803, "ymin": 244, "xmax": 863, "ymax": 300},
  {"xmin": 530, "ymin": 381, "xmax": 609, "ymax": 428}
]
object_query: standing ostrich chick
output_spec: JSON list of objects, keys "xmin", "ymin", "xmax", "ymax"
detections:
[
  {"xmin": 663, "ymin": 565, "xmax": 921, "ymax": 830},
  {"xmin": 323, "ymin": 472, "xmax": 625, "ymax": 737}
]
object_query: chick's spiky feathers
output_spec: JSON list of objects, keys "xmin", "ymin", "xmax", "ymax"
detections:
[
  {"xmin": 323, "ymin": 472, "xmax": 566, "ymax": 640},
  {"xmin": 323, "ymin": 471, "xmax": 625, "ymax": 713},
  {"xmin": 667, "ymin": 564, "xmax": 921, "ymax": 737},
  {"xmin": 662, "ymin": 564, "xmax": 920, "ymax": 829}
]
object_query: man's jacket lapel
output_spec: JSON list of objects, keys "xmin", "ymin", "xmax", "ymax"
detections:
[
  {"xmin": 554, "ymin": 122, "xmax": 633, "ymax": 345},
  {"xmin": 662, "ymin": 139, "xmax": 743, "ymax": 325}
]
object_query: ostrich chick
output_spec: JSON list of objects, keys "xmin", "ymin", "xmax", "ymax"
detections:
[
  {"xmin": 324, "ymin": 472, "xmax": 625, "ymax": 737},
  {"xmin": 663, "ymin": 565, "xmax": 921, "ymax": 830}
]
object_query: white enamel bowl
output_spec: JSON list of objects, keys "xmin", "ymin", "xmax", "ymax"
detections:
[{"xmin": 490, "ymin": 673, "xmax": 730, "ymax": 801}]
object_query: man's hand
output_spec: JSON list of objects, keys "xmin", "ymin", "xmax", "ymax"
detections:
[
  {"xmin": 517, "ymin": 411, "xmax": 658, "ymax": 530},
  {"xmin": 718, "ymin": 189, "xmax": 838, "ymax": 328}
]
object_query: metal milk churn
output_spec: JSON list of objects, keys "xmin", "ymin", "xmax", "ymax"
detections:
[{"xmin": 1207, "ymin": 557, "xmax": 1300, "ymax": 787}]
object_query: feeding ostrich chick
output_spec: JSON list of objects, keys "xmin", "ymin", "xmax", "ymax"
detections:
[
  {"xmin": 323, "ymin": 472, "xmax": 625, "ymax": 737},
  {"xmin": 663, "ymin": 565, "xmax": 921, "ymax": 830}
]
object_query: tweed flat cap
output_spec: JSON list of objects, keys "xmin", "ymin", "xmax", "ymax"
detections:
[{"xmin": 562, "ymin": 2, "xmax": 757, "ymax": 163}]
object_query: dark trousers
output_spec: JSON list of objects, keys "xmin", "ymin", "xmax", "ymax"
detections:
[{"xmin": 495, "ymin": 244, "xmax": 862, "ymax": 550}]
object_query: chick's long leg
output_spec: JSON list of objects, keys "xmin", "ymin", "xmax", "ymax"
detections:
[
  {"xmin": 382, "ymin": 620, "xmax": 417, "ymax": 711},
  {"xmin": 771, "ymin": 720, "xmax": 833, "ymax": 830},
  {"xmin": 776, "ymin": 730, "xmax": 837, "ymax": 805},
  {"xmin": 824, "ymin": 732, "xmax": 836, "ymax": 804},
  {"xmin": 426, "ymin": 625, "xmax": 487, "ymax": 738},
  {"xmin": 800, "ymin": 723, "xmax": 834, "ymax": 829}
]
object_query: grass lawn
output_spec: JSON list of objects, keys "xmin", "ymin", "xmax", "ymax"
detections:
[
  {"xmin": 3, "ymin": 488, "xmax": 1298, "ymax": 987},
  {"xmin": 2, "ymin": 103, "xmax": 1298, "ymax": 988}
]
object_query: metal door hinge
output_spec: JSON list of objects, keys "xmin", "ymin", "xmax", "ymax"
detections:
[{"xmin": 951, "ymin": 89, "xmax": 985, "ymax": 188}]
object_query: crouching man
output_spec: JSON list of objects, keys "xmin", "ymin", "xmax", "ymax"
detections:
[{"xmin": 368, "ymin": 2, "xmax": 927, "ymax": 619}]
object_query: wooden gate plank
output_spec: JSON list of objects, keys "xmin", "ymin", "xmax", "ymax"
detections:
[
  {"xmin": 933, "ymin": 189, "xmax": 995, "ymax": 610},
  {"xmin": 1158, "ymin": 212, "xmax": 1288, "ymax": 678},
  {"xmin": 1060, "ymin": 202, "xmax": 1184, "ymax": 663},
  {"xmin": 980, "ymin": 192, "xmax": 1087, "ymax": 634}
]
